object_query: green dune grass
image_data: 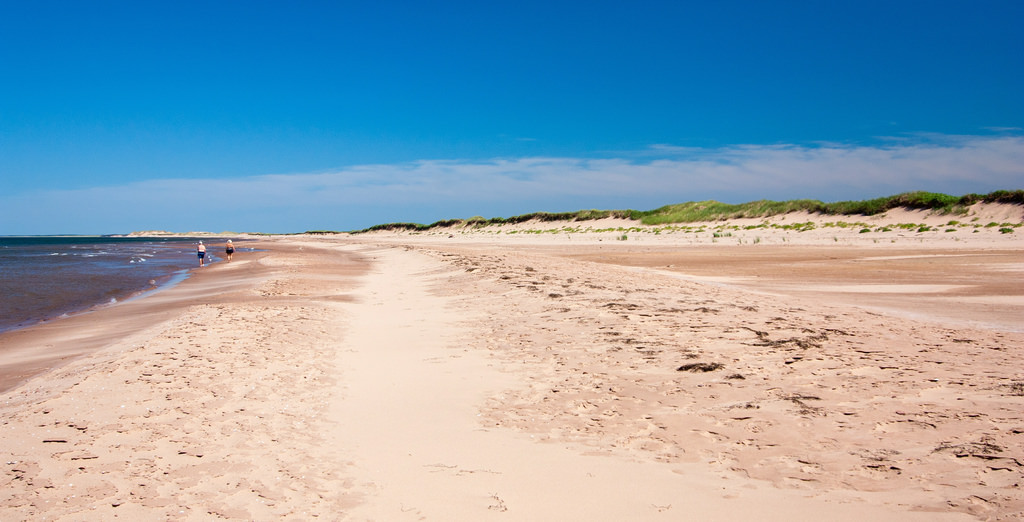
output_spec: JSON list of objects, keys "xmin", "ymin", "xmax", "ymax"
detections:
[{"xmin": 338, "ymin": 190, "xmax": 1023, "ymax": 234}]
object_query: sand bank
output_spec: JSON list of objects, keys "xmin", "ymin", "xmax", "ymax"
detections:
[{"xmin": 1, "ymin": 211, "xmax": 1022, "ymax": 519}]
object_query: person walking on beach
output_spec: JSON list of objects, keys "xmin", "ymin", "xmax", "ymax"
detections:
[
  {"xmin": 225, "ymin": 239, "xmax": 234, "ymax": 261},
  {"xmin": 197, "ymin": 241, "xmax": 207, "ymax": 267}
]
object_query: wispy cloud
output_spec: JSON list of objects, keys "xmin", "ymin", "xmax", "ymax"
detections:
[{"xmin": 4, "ymin": 134, "xmax": 1022, "ymax": 234}]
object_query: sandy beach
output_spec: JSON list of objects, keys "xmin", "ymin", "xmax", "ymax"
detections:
[{"xmin": 2, "ymin": 205, "xmax": 1022, "ymax": 520}]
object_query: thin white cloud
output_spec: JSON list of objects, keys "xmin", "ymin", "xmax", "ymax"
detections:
[{"xmin": 3, "ymin": 134, "xmax": 1022, "ymax": 234}]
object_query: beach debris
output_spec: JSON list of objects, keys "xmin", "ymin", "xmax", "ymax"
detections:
[
  {"xmin": 676, "ymin": 362, "xmax": 724, "ymax": 372},
  {"xmin": 488, "ymin": 493, "xmax": 508, "ymax": 512},
  {"xmin": 935, "ymin": 440, "xmax": 1005, "ymax": 458},
  {"xmin": 781, "ymin": 393, "xmax": 821, "ymax": 402},
  {"xmin": 603, "ymin": 302, "xmax": 641, "ymax": 310},
  {"xmin": 782, "ymin": 394, "xmax": 824, "ymax": 415},
  {"xmin": 1007, "ymin": 381, "xmax": 1024, "ymax": 396},
  {"xmin": 741, "ymin": 326, "xmax": 828, "ymax": 349}
]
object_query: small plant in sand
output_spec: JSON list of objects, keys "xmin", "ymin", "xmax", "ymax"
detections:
[
  {"xmin": 617, "ymin": 234, "xmax": 628, "ymax": 241},
  {"xmin": 999, "ymin": 227, "xmax": 1014, "ymax": 234}
]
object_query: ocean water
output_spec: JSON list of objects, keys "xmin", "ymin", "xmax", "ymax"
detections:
[{"xmin": 0, "ymin": 236, "xmax": 226, "ymax": 334}]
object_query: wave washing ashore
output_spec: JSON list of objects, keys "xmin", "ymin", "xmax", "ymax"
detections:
[{"xmin": 0, "ymin": 236, "xmax": 229, "ymax": 334}]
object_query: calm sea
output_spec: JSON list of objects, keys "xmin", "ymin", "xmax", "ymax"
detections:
[{"xmin": 0, "ymin": 236, "xmax": 226, "ymax": 334}]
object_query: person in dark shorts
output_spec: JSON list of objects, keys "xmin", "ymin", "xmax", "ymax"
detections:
[
  {"xmin": 197, "ymin": 241, "xmax": 207, "ymax": 267},
  {"xmin": 225, "ymin": 239, "xmax": 234, "ymax": 261}
]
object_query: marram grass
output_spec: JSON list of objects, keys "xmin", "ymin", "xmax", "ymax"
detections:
[{"xmin": 337, "ymin": 190, "xmax": 1022, "ymax": 234}]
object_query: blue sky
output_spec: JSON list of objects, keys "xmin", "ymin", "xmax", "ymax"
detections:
[{"xmin": 1, "ymin": 1, "xmax": 1022, "ymax": 234}]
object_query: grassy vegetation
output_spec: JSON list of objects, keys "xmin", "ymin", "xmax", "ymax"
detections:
[
  {"xmin": 634, "ymin": 190, "xmax": 1024, "ymax": 225},
  {"xmin": 346, "ymin": 190, "xmax": 1022, "ymax": 234},
  {"xmin": 633, "ymin": 199, "xmax": 824, "ymax": 225}
]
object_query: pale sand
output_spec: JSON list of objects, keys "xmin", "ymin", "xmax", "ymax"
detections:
[{"xmin": 1, "ymin": 205, "xmax": 1022, "ymax": 520}]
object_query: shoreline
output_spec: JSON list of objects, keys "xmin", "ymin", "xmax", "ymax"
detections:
[
  {"xmin": 1, "ymin": 221, "xmax": 1022, "ymax": 519},
  {"xmin": 0, "ymin": 236, "xmax": 233, "ymax": 336},
  {"xmin": 0, "ymin": 267, "xmax": 196, "ymax": 338},
  {"xmin": 0, "ymin": 242, "xmax": 264, "ymax": 394}
]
